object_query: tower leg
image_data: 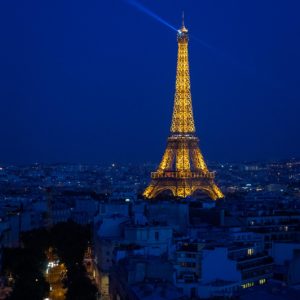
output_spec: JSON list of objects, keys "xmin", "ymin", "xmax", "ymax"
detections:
[
  {"xmin": 191, "ymin": 182, "xmax": 224, "ymax": 200},
  {"xmin": 144, "ymin": 179, "xmax": 223, "ymax": 200}
]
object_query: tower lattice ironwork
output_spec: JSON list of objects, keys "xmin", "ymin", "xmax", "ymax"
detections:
[{"xmin": 143, "ymin": 17, "xmax": 224, "ymax": 200}]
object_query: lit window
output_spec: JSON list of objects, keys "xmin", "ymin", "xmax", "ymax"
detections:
[
  {"xmin": 259, "ymin": 278, "xmax": 266, "ymax": 285},
  {"xmin": 242, "ymin": 282, "xmax": 255, "ymax": 289},
  {"xmin": 247, "ymin": 248, "xmax": 254, "ymax": 256}
]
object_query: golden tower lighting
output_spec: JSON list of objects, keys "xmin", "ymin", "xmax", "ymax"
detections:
[{"xmin": 143, "ymin": 16, "xmax": 224, "ymax": 200}]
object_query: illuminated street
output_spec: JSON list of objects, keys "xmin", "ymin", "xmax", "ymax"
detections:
[{"xmin": 45, "ymin": 248, "xmax": 67, "ymax": 300}]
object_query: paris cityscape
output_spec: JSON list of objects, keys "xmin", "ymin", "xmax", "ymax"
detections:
[{"xmin": 1, "ymin": 0, "xmax": 300, "ymax": 300}]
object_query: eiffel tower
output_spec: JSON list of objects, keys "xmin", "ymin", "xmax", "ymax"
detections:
[{"xmin": 143, "ymin": 16, "xmax": 224, "ymax": 200}]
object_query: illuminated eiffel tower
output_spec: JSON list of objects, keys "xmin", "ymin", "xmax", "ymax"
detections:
[{"xmin": 143, "ymin": 16, "xmax": 223, "ymax": 200}]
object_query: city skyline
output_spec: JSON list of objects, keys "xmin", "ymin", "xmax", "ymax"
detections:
[
  {"xmin": 1, "ymin": 0, "xmax": 300, "ymax": 164},
  {"xmin": 1, "ymin": 2, "xmax": 300, "ymax": 299}
]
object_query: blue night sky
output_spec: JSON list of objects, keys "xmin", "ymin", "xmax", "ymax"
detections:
[{"xmin": 0, "ymin": 0, "xmax": 300, "ymax": 164}]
